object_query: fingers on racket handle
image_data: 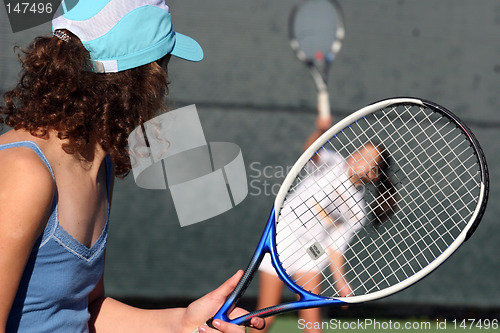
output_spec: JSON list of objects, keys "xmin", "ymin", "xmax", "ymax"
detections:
[
  {"xmin": 206, "ymin": 318, "xmax": 216, "ymax": 329},
  {"xmin": 190, "ymin": 318, "xmax": 215, "ymax": 333},
  {"xmin": 317, "ymin": 90, "xmax": 331, "ymax": 119}
]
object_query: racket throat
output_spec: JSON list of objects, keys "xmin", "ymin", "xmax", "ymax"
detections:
[{"xmin": 211, "ymin": 208, "xmax": 277, "ymax": 324}]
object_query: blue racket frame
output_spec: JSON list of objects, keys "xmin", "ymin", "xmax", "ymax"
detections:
[
  {"xmin": 206, "ymin": 97, "xmax": 489, "ymax": 328},
  {"xmin": 209, "ymin": 206, "xmax": 346, "ymax": 326}
]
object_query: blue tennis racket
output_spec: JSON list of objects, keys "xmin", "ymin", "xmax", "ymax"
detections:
[{"xmin": 203, "ymin": 98, "xmax": 489, "ymax": 329}]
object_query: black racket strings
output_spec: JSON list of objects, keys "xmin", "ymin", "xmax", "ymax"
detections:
[{"xmin": 275, "ymin": 103, "xmax": 482, "ymax": 298}]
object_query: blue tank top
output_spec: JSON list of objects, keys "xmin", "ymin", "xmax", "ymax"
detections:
[{"xmin": 3, "ymin": 141, "xmax": 111, "ymax": 333}]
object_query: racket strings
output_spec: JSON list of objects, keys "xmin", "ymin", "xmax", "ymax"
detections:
[
  {"xmin": 277, "ymin": 152, "xmax": 371, "ymax": 295},
  {"xmin": 278, "ymin": 153, "xmax": 365, "ymax": 291},
  {"xmin": 279, "ymin": 177, "xmax": 355, "ymax": 272},
  {"xmin": 280, "ymin": 129, "xmax": 384, "ymax": 289},
  {"xmin": 366, "ymin": 107, "xmax": 476, "ymax": 219},
  {"xmin": 275, "ymin": 103, "xmax": 481, "ymax": 299},
  {"xmin": 341, "ymin": 107, "xmax": 478, "ymax": 295},
  {"xmin": 285, "ymin": 150, "xmax": 359, "ymax": 235},
  {"xmin": 387, "ymin": 108, "xmax": 478, "ymax": 222}
]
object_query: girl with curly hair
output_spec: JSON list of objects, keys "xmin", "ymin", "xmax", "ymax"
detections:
[{"xmin": 0, "ymin": 1, "xmax": 264, "ymax": 332}]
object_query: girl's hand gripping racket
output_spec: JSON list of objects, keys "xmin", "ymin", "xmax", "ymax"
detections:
[
  {"xmin": 201, "ymin": 97, "xmax": 489, "ymax": 329},
  {"xmin": 289, "ymin": 0, "xmax": 345, "ymax": 119}
]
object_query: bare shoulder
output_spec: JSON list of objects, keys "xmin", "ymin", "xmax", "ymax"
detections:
[
  {"xmin": 0, "ymin": 145, "xmax": 54, "ymax": 188},
  {"xmin": 0, "ymin": 146, "xmax": 55, "ymax": 238}
]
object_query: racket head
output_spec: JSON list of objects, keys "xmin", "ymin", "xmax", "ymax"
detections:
[
  {"xmin": 289, "ymin": 0, "xmax": 345, "ymax": 78},
  {"xmin": 212, "ymin": 98, "xmax": 488, "ymax": 326},
  {"xmin": 272, "ymin": 97, "xmax": 488, "ymax": 305}
]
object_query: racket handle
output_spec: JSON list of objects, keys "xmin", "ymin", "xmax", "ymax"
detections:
[
  {"xmin": 189, "ymin": 318, "xmax": 216, "ymax": 333},
  {"xmin": 206, "ymin": 318, "xmax": 216, "ymax": 329},
  {"xmin": 317, "ymin": 90, "xmax": 330, "ymax": 119},
  {"xmin": 191, "ymin": 317, "xmax": 236, "ymax": 333}
]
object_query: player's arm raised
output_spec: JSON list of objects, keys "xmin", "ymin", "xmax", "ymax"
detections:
[{"xmin": 0, "ymin": 148, "xmax": 54, "ymax": 331}]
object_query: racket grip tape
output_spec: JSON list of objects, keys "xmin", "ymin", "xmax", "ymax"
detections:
[
  {"xmin": 189, "ymin": 318, "xmax": 215, "ymax": 333},
  {"xmin": 190, "ymin": 317, "xmax": 235, "ymax": 332},
  {"xmin": 206, "ymin": 318, "xmax": 216, "ymax": 329}
]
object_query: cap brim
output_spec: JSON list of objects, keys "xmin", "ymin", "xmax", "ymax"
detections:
[{"xmin": 171, "ymin": 32, "xmax": 204, "ymax": 62}]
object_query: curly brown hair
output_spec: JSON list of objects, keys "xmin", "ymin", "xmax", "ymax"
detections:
[{"xmin": 0, "ymin": 30, "xmax": 169, "ymax": 177}]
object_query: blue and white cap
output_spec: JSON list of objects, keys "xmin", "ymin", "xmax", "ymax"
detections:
[{"xmin": 52, "ymin": 0, "xmax": 204, "ymax": 73}]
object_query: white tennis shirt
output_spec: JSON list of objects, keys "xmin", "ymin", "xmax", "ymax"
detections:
[{"xmin": 260, "ymin": 149, "xmax": 366, "ymax": 275}]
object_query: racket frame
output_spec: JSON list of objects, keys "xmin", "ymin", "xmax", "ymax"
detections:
[{"xmin": 209, "ymin": 97, "xmax": 489, "ymax": 327}]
